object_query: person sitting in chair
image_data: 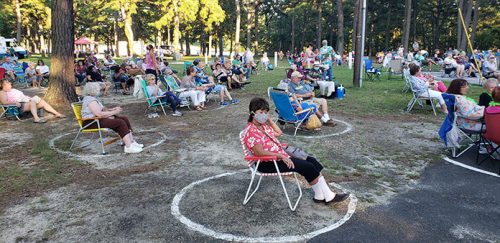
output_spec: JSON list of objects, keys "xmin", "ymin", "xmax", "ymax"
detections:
[
  {"xmin": 81, "ymin": 82, "xmax": 143, "ymax": 153},
  {"xmin": 86, "ymin": 65, "xmax": 112, "ymax": 96},
  {"xmin": 478, "ymin": 78, "xmax": 499, "ymax": 108},
  {"xmin": 145, "ymin": 74, "xmax": 182, "ymax": 117},
  {"xmin": 288, "ymin": 71, "xmax": 336, "ymax": 126},
  {"xmin": 409, "ymin": 64, "xmax": 448, "ymax": 114},
  {"xmin": 0, "ymin": 79, "xmax": 65, "ymax": 123},
  {"xmin": 242, "ymin": 97, "xmax": 349, "ymax": 204},
  {"xmin": 192, "ymin": 61, "xmax": 240, "ymax": 107},
  {"xmin": 113, "ymin": 66, "xmax": 133, "ymax": 95},
  {"xmin": 446, "ymin": 79, "xmax": 485, "ymax": 132},
  {"xmin": 180, "ymin": 66, "xmax": 208, "ymax": 111}
]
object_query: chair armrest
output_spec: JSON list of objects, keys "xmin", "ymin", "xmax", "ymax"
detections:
[
  {"xmin": 174, "ymin": 88, "xmax": 187, "ymax": 92},
  {"xmin": 244, "ymin": 155, "xmax": 278, "ymax": 161},
  {"xmin": 295, "ymin": 108, "xmax": 313, "ymax": 115},
  {"xmin": 80, "ymin": 116, "xmax": 105, "ymax": 121}
]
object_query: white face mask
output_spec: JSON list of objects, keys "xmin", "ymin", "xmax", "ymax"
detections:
[{"xmin": 253, "ymin": 112, "xmax": 268, "ymax": 124}]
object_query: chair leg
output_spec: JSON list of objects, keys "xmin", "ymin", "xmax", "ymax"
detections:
[
  {"xmin": 70, "ymin": 129, "xmax": 83, "ymax": 151},
  {"xmin": 429, "ymin": 98, "xmax": 437, "ymax": 116},
  {"xmin": 160, "ymin": 103, "xmax": 168, "ymax": 117},
  {"xmin": 274, "ymin": 161, "xmax": 302, "ymax": 211},
  {"xmin": 96, "ymin": 121, "xmax": 106, "ymax": 155},
  {"xmin": 243, "ymin": 163, "xmax": 263, "ymax": 205},
  {"xmin": 407, "ymin": 97, "xmax": 417, "ymax": 112}
]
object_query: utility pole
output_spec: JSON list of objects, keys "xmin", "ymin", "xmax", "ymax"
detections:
[{"xmin": 353, "ymin": 0, "xmax": 366, "ymax": 88}]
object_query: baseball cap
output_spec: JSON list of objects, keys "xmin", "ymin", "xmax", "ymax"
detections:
[
  {"xmin": 291, "ymin": 71, "xmax": 303, "ymax": 78},
  {"xmin": 193, "ymin": 59, "xmax": 200, "ymax": 66}
]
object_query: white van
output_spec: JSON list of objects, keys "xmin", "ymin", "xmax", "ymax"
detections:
[{"xmin": 0, "ymin": 37, "xmax": 28, "ymax": 58}]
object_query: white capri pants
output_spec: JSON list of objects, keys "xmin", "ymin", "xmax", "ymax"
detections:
[
  {"xmin": 317, "ymin": 81, "xmax": 336, "ymax": 97},
  {"xmin": 419, "ymin": 89, "xmax": 445, "ymax": 105},
  {"xmin": 179, "ymin": 90, "xmax": 206, "ymax": 106}
]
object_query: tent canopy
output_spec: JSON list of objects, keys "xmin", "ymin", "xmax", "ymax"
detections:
[{"xmin": 75, "ymin": 37, "xmax": 97, "ymax": 45}]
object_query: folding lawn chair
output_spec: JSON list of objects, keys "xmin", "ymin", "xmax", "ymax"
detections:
[
  {"xmin": 476, "ymin": 106, "xmax": 500, "ymax": 173},
  {"xmin": 69, "ymin": 102, "xmax": 119, "ymax": 155},
  {"xmin": 0, "ymin": 67, "xmax": 5, "ymax": 80},
  {"xmin": 388, "ymin": 59, "xmax": 403, "ymax": 79},
  {"xmin": 440, "ymin": 93, "xmax": 482, "ymax": 158},
  {"xmin": 160, "ymin": 75, "xmax": 191, "ymax": 110},
  {"xmin": 364, "ymin": 58, "xmax": 381, "ymax": 81},
  {"xmin": 139, "ymin": 76, "xmax": 169, "ymax": 117},
  {"xmin": 183, "ymin": 61, "xmax": 193, "ymax": 74},
  {"xmin": 13, "ymin": 66, "xmax": 28, "ymax": 87},
  {"xmin": 1, "ymin": 104, "xmax": 22, "ymax": 120},
  {"xmin": 406, "ymin": 76, "xmax": 437, "ymax": 116},
  {"xmin": 269, "ymin": 89, "xmax": 314, "ymax": 136},
  {"xmin": 239, "ymin": 129, "xmax": 302, "ymax": 211}
]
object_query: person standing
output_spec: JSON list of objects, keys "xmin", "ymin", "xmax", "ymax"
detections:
[
  {"xmin": 145, "ymin": 45, "xmax": 159, "ymax": 83},
  {"xmin": 319, "ymin": 40, "xmax": 334, "ymax": 81}
]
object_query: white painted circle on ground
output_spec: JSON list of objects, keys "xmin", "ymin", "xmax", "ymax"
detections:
[
  {"xmin": 281, "ymin": 118, "xmax": 353, "ymax": 139},
  {"xmin": 48, "ymin": 130, "xmax": 167, "ymax": 159},
  {"xmin": 171, "ymin": 170, "xmax": 357, "ymax": 242},
  {"xmin": 443, "ymin": 156, "xmax": 500, "ymax": 178}
]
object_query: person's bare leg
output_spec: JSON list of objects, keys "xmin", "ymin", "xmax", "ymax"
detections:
[
  {"xmin": 29, "ymin": 101, "xmax": 41, "ymax": 121},
  {"xmin": 122, "ymin": 133, "xmax": 133, "ymax": 147},
  {"xmin": 224, "ymin": 87, "xmax": 232, "ymax": 100},
  {"xmin": 219, "ymin": 88, "xmax": 224, "ymax": 102},
  {"xmin": 37, "ymin": 100, "xmax": 64, "ymax": 117}
]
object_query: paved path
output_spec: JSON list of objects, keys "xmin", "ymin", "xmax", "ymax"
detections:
[{"xmin": 310, "ymin": 159, "xmax": 500, "ymax": 242}]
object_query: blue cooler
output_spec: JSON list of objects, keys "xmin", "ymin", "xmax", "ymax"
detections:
[{"xmin": 336, "ymin": 84, "xmax": 345, "ymax": 100}]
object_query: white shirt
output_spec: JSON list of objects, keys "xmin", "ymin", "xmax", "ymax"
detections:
[{"xmin": 36, "ymin": 65, "xmax": 49, "ymax": 74}]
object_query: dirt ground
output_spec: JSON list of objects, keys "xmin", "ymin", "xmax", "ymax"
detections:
[{"xmin": 0, "ymin": 86, "xmax": 445, "ymax": 242}]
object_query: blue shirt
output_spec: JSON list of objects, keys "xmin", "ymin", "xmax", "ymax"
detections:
[{"xmin": 288, "ymin": 81, "xmax": 313, "ymax": 95}]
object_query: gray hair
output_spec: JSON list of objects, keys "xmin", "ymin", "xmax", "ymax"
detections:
[
  {"xmin": 83, "ymin": 82, "xmax": 101, "ymax": 96},
  {"xmin": 322, "ymin": 40, "xmax": 328, "ymax": 46},
  {"xmin": 484, "ymin": 78, "xmax": 498, "ymax": 89}
]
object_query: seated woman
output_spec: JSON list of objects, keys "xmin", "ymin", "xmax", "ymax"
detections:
[
  {"xmin": 482, "ymin": 55, "xmax": 499, "ymax": 79},
  {"xmin": 113, "ymin": 66, "xmax": 134, "ymax": 95},
  {"xmin": 413, "ymin": 65, "xmax": 447, "ymax": 92},
  {"xmin": 478, "ymin": 78, "xmax": 499, "ymax": 107},
  {"xmin": 242, "ymin": 97, "xmax": 349, "ymax": 204},
  {"xmin": 25, "ymin": 62, "xmax": 37, "ymax": 88},
  {"xmin": 215, "ymin": 63, "xmax": 243, "ymax": 90},
  {"xmin": 446, "ymin": 79, "xmax": 485, "ymax": 132},
  {"xmin": 86, "ymin": 65, "xmax": 111, "ymax": 96},
  {"xmin": 0, "ymin": 79, "xmax": 65, "ymax": 123},
  {"xmin": 144, "ymin": 74, "xmax": 182, "ymax": 117},
  {"xmin": 180, "ymin": 66, "xmax": 207, "ymax": 111},
  {"xmin": 81, "ymin": 82, "xmax": 143, "ymax": 154},
  {"xmin": 409, "ymin": 64, "xmax": 448, "ymax": 113},
  {"xmin": 74, "ymin": 60, "xmax": 87, "ymax": 85},
  {"xmin": 35, "ymin": 60, "xmax": 50, "ymax": 87},
  {"xmin": 222, "ymin": 62, "xmax": 245, "ymax": 89}
]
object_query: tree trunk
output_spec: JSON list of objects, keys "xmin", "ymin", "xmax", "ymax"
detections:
[
  {"xmin": 173, "ymin": 0, "xmax": 181, "ymax": 56},
  {"xmin": 186, "ymin": 30, "xmax": 191, "ymax": 56},
  {"xmin": 235, "ymin": 0, "xmax": 241, "ymax": 53},
  {"xmin": 469, "ymin": 1, "xmax": 478, "ymax": 48},
  {"xmin": 208, "ymin": 32, "xmax": 213, "ymax": 57},
  {"xmin": 15, "ymin": 0, "xmax": 22, "ymax": 42},
  {"xmin": 45, "ymin": 0, "xmax": 78, "ymax": 104},
  {"xmin": 167, "ymin": 26, "xmax": 171, "ymax": 46},
  {"xmin": 253, "ymin": 1, "xmax": 260, "ymax": 54},
  {"xmin": 402, "ymin": 0, "xmax": 412, "ymax": 55},
  {"xmin": 114, "ymin": 17, "xmax": 119, "ymax": 56},
  {"xmin": 383, "ymin": 2, "xmax": 391, "ymax": 51},
  {"xmin": 457, "ymin": 0, "xmax": 464, "ymax": 49},
  {"xmin": 459, "ymin": 0, "xmax": 472, "ymax": 52},
  {"xmin": 245, "ymin": 0, "xmax": 253, "ymax": 49},
  {"xmin": 336, "ymin": 0, "xmax": 344, "ymax": 54},
  {"xmin": 352, "ymin": 0, "xmax": 359, "ymax": 51},
  {"xmin": 120, "ymin": 4, "xmax": 134, "ymax": 56},
  {"xmin": 316, "ymin": 1, "xmax": 322, "ymax": 48},
  {"xmin": 229, "ymin": 32, "xmax": 233, "ymax": 56},
  {"xmin": 218, "ymin": 27, "xmax": 223, "ymax": 56},
  {"xmin": 291, "ymin": 15, "xmax": 295, "ymax": 52},
  {"xmin": 353, "ymin": 0, "xmax": 362, "ymax": 87}
]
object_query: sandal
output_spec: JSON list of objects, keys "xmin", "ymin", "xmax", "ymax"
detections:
[{"xmin": 33, "ymin": 118, "xmax": 47, "ymax": 123}]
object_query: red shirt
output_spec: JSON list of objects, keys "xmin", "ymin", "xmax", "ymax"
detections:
[{"xmin": 242, "ymin": 123, "xmax": 289, "ymax": 165}]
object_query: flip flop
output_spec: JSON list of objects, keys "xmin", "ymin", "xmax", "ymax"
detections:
[{"xmin": 33, "ymin": 119, "xmax": 47, "ymax": 123}]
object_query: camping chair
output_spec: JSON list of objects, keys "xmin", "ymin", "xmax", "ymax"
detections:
[
  {"xmin": 69, "ymin": 102, "xmax": 119, "ymax": 155},
  {"xmin": 139, "ymin": 76, "xmax": 169, "ymax": 117},
  {"xmin": 160, "ymin": 75, "xmax": 191, "ymax": 110},
  {"xmin": 406, "ymin": 76, "xmax": 437, "ymax": 116},
  {"xmin": 364, "ymin": 58, "xmax": 381, "ymax": 81},
  {"xmin": 1, "ymin": 104, "xmax": 22, "ymax": 120},
  {"xmin": 440, "ymin": 93, "xmax": 482, "ymax": 158},
  {"xmin": 269, "ymin": 89, "xmax": 314, "ymax": 136},
  {"xmin": 0, "ymin": 67, "xmax": 5, "ymax": 80},
  {"xmin": 402, "ymin": 68, "xmax": 412, "ymax": 93},
  {"xmin": 13, "ymin": 66, "xmax": 28, "ymax": 87},
  {"xmin": 388, "ymin": 59, "xmax": 403, "ymax": 79},
  {"xmin": 442, "ymin": 63, "xmax": 456, "ymax": 78},
  {"xmin": 476, "ymin": 107, "xmax": 500, "ymax": 172},
  {"xmin": 183, "ymin": 61, "xmax": 193, "ymax": 74},
  {"xmin": 239, "ymin": 129, "xmax": 302, "ymax": 211}
]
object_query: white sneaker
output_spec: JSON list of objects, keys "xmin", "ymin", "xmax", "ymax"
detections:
[
  {"xmin": 132, "ymin": 141, "xmax": 144, "ymax": 148},
  {"xmin": 172, "ymin": 110, "xmax": 183, "ymax": 117},
  {"xmin": 124, "ymin": 145, "xmax": 143, "ymax": 153}
]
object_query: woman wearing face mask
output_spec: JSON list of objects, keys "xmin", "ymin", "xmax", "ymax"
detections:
[{"xmin": 241, "ymin": 97, "xmax": 349, "ymax": 205}]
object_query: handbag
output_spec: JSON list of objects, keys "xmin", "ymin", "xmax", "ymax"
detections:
[
  {"xmin": 258, "ymin": 126, "xmax": 309, "ymax": 160},
  {"xmin": 305, "ymin": 114, "xmax": 322, "ymax": 130}
]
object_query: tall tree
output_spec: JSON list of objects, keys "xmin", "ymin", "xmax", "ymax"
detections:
[
  {"xmin": 15, "ymin": 0, "xmax": 22, "ymax": 42},
  {"xmin": 45, "ymin": 0, "xmax": 78, "ymax": 104},
  {"xmin": 402, "ymin": 0, "xmax": 412, "ymax": 54},
  {"xmin": 316, "ymin": 0, "xmax": 322, "ymax": 48},
  {"xmin": 336, "ymin": 0, "xmax": 344, "ymax": 54},
  {"xmin": 234, "ymin": 0, "xmax": 241, "ymax": 53}
]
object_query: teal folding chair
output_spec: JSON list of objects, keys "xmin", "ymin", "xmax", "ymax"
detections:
[
  {"xmin": 13, "ymin": 66, "xmax": 28, "ymax": 87},
  {"xmin": 159, "ymin": 75, "xmax": 191, "ymax": 110},
  {"xmin": 139, "ymin": 76, "xmax": 169, "ymax": 117}
]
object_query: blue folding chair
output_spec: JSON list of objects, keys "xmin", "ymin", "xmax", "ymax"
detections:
[
  {"xmin": 364, "ymin": 58, "xmax": 381, "ymax": 81},
  {"xmin": 13, "ymin": 65, "xmax": 28, "ymax": 87},
  {"xmin": 269, "ymin": 90, "xmax": 314, "ymax": 136}
]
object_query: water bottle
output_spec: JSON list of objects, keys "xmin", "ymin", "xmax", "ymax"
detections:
[{"xmin": 336, "ymin": 84, "xmax": 345, "ymax": 100}]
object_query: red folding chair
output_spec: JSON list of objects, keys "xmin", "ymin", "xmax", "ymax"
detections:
[
  {"xmin": 477, "ymin": 106, "xmax": 500, "ymax": 174},
  {"xmin": 239, "ymin": 129, "xmax": 302, "ymax": 211},
  {"xmin": 0, "ymin": 67, "xmax": 5, "ymax": 80}
]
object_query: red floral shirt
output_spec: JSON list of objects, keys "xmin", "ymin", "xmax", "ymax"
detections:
[{"xmin": 242, "ymin": 123, "xmax": 289, "ymax": 161}]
